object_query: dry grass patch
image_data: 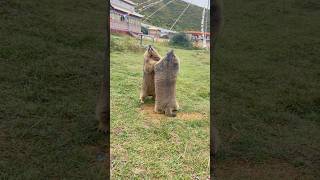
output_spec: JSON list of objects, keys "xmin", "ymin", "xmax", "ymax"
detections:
[{"xmin": 139, "ymin": 103, "xmax": 206, "ymax": 121}]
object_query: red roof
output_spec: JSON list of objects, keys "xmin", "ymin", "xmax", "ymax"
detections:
[{"xmin": 184, "ymin": 31, "xmax": 210, "ymax": 36}]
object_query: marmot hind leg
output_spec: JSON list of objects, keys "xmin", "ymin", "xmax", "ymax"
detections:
[
  {"xmin": 154, "ymin": 104, "xmax": 163, "ymax": 114},
  {"xmin": 174, "ymin": 102, "xmax": 179, "ymax": 110},
  {"xmin": 139, "ymin": 91, "xmax": 146, "ymax": 103},
  {"xmin": 165, "ymin": 107, "xmax": 176, "ymax": 117}
]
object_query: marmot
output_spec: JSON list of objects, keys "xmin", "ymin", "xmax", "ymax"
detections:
[
  {"xmin": 154, "ymin": 50, "xmax": 179, "ymax": 117},
  {"xmin": 139, "ymin": 45, "xmax": 161, "ymax": 103}
]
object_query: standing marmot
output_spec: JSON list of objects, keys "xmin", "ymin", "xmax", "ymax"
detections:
[
  {"xmin": 154, "ymin": 50, "xmax": 179, "ymax": 117},
  {"xmin": 139, "ymin": 45, "xmax": 161, "ymax": 103}
]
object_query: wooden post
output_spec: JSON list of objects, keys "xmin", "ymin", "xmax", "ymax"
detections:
[{"xmin": 140, "ymin": 34, "xmax": 143, "ymax": 46}]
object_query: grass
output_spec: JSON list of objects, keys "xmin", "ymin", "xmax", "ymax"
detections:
[
  {"xmin": 0, "ymin": 0, "xmax": 107, "ymax": 178},
  {"xmin": 214, "ymin": 0, "xmax": 320, "ymax": 178},
  {"xmin": 110, "ymin": 34, "xmax": 210, "ymax": 178}
]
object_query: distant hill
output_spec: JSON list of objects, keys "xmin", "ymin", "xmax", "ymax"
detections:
[{"xmin": 132, "ymin": 0, "xmax": 210, "ymax": 32}]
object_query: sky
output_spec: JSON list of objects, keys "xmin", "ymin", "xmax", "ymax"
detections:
[{"xmin": 181, "ymin": 0, "xmax": 210, "ymax": 9}]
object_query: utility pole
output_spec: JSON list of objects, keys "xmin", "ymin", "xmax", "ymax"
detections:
[
  {"xmin": 204, "ymin": 0, "xmax": 209, "ymax": 36},
  {"xmin": 201, "ymin": 6, "xmax": 207, "ymax": 48}
]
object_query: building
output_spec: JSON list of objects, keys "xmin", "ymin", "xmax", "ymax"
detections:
[
  {"xmin": 141, "ymin": 23, "xmax": 177, "ymax": 39},
  {"xmin": 159, "ymin": 29, "xmax": 177, "ymax": 39},
  {"xmin": 184, "ymin": 31, "xmax": 210, "ymax": 48},
  {"xmin": 148, "ymin": 27, "xmax": 161, "ymax": 38},
  {"xmin": 184, "ymin": 31, "xmax": 210, "ymax": 41},
  {"xmin": 110, "ymin": 0, "xmax": 144, "ymax": 35}
]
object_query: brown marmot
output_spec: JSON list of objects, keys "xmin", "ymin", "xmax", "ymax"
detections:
[
  {"xmin": 154, "ymin": 50, "xmax": 179, "ymax": 117},
  {"xmin": 139, "ymin": 45, "xmax": 161, "ymax": 103}
]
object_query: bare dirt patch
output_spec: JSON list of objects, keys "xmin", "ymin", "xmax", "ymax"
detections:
[
  {"xmin": 139, "ymin": 103, "xmax": 206, "ymax": 120},
  {"xmin": 112, "ymin": 127, "xmax": 125, "ymax": 135}
]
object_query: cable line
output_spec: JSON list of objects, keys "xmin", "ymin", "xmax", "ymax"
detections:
[
  {"xmin": 169, "ymin": 2, "xmax": 190, "ymax": 30},
  {"xmin": 138, "ymin": 0, "xmax": 164, "ymax": 12},
  {"xmin": 143, "ymin": 0, "xmax": 176, "ymax": 22},
  {"xmin": 137, "ymin": 0, "xmax": 154, "ymax": 7}
]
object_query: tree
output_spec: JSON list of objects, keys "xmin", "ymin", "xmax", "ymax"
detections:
[{"xmin": 169, "ymin": 32, "xmax": 192, "ymax": 48}]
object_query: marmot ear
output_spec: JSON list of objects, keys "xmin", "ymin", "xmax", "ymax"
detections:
[{"xmin": 148, "ymin": 45, "xmax": 152, "ymax": 51}]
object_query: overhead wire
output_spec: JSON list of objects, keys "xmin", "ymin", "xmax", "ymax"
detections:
[
  {"xmin": 137, "ymin": 0, "xmax": 154, "ymax": 7},
  {"xmin": 138, "ymin": 0, "xmax": 165, "ymax": 12},
  {"xmin": 140, "ymin": 0, "xmax": 205, "ymax": 34},
  {"xmin": 142, "ymin": 0, "xmax": 176, "ymax": 22},
  {"xmin": 169, "ymin": 1, "xmax": 190, "ymax": 30}
]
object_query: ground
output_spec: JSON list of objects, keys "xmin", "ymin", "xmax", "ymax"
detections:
[{"xmin": 110, "ymin": 35, "xmax": 210, "ymax": 178}]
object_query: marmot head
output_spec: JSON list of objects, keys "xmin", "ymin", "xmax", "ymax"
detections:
[
  {"xmin": 165, "ymin": 50, "xmax": 179, "ymax": 71},
  {"xmin": 155, "ymin": 49, "xmax": 179, "ymax": 73},
  {"xmin": 146, "ymin": 45, "xmax": 161, "ymax": 61}
]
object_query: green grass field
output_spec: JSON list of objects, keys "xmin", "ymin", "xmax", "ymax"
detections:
[{"xmin": 110, "ymin": 35, "xmax": 210, "ymax": 178}]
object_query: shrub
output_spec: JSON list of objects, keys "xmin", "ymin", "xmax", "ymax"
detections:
[
  {"xmin": 110, "ymin": 36, "xmax": 125, "ymax": 51},
  {"xmin": 110, "ymin": 35, "xmax": 144, "ymax": 53},
  {"xmin": 169, "ymin": 32, "xmax": 193, "ymax": 49}
]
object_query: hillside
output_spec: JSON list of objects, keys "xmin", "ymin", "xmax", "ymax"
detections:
[{"xmin": 132, "ymin": 0, "xmax": 209, "ymax": 31}]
